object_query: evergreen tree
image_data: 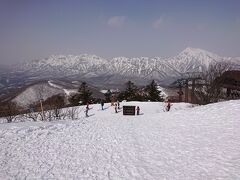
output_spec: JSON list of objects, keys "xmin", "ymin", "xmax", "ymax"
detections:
[
  {"xmin": 104, "ymin": 89, "xmax": 112, "ymax": 102},
  {"xmin": 145, "ymin": 80, "xmax": 163, "ymax": 101},
  {"xmin": 78, "ymin": 82, "xmax": 92, "ymax": 104},
  {"xmin": 117, "ymin": 81, "xmax": 147, "ymax": 101},
  {"xmin": 69, "ymin": 82, "xmax": 92, "ymax": 105},
  {"xmin": 125, "ymin": 81, "xmax": 137, "ymax": 100},
  {"xmin": 123, "ymin": 81, "xmax": 138, "ymax": 101}
]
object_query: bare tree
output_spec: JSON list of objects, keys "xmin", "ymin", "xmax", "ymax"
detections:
[
  {"xmin": 66, "ymin": 106, "xmax": 78, "ymax": 120},
  {"xmin": 195, "ymin": 62, "xmax": 230, "ymax": 104},
  {"xmin": 43, "ymin": 109, "xmax": 53, "ymax": 121},
  {"xmin": 35, "ymin": 83, "xmax": 47, "ymax": 120},
  {"xmin": 4, "ymin": 102, "xmax": 18, "ymax": 123},
  {"xmin": 36, "ymin": 83, "xmax": 46, "ymax": 100},
  {"xmin": 52, "ymin": 107, "xmax": 63, "ymax": 120},
  {"xmin": 37, "ymin": 94, "xmax": 65, "ymax": 121},
  {"xmin": 23, "ymin": 111, "xmax": 40, "ymax": 122}
]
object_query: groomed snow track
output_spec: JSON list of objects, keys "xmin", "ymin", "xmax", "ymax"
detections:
[{"xmin": 0, "ymin": 101, "xmax": 240, "ymax": 179}]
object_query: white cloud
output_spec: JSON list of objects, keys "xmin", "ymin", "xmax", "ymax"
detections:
[
  {"xmin": 153, "ymin": 17, "xmax": 164, "ymax": 29},
  {"xmin": 107, "ymin": 16, "xmax": 126, "ymax": 28}
]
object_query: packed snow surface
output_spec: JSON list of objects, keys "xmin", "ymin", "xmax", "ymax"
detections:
[{"xmin": 0, "ymin": 100, "xmax": 240, "ymax": 179}]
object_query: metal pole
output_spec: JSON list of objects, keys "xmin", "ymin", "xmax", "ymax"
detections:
[
  {"xmin": 185, "ymin": 80, "xmax": 188, "ymax": 103},
  {"xmin": 40, "ymin": 99, "xmax": 44, "ymax": 121},
  {"xmin": 191, "ymin": 79, "xmax": 196, "ymax": 104},
  {"xmin": 179, "ymin": 84, "xmax": 183, "ymax": 102}
]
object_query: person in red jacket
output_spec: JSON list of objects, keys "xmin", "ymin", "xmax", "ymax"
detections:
[{"xmin": 165, "ymin": 99, "xmax": 172, "ymax": 112}]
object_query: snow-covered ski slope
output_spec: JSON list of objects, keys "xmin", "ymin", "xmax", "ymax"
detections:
[{"xmin": 0, "ymin": 100, "xmax": 240, "ymax": 179}]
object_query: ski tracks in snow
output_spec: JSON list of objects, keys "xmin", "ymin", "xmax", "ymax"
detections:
[{"xmin": 0, "ymin": 101, "xmax": 240, "ymax": 179}]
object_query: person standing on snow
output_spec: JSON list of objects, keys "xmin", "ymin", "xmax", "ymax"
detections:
[
  {"xmin": 115, "ymin": 103, "xmax": 118, "ymax": 113},
  {"xmin": 165, "ymin": 99, "xmax": 172, "ymax": 112},
  {"xmin": 101, "ymin": 100, "xmax": 104, "ymax": 110},
  {"xmin": 136, "ymin": 106, "xmax": 140, "ymax": 115},
  {"xmin": 85, "ymin": 105, "xmax": 89, "ymax": 117},
  {"xmin": 117, "ymin": 100, "xmax": 120, "ymax": 109}
]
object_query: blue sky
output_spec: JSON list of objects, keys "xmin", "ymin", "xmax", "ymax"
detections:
[{"xmin": 0, "ymin": 0, "xmax": 240, "ymax": 64}]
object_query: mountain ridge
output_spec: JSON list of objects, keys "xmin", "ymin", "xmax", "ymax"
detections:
[{"xmin": 0, "ymin": 47, "xmax": 240, "ymax": 97}]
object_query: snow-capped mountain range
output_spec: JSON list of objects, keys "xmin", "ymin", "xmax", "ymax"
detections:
[
  {"xmin": 17, "ymin": 47, "xmax": 240, "ymax": 84},
  {"xmin": 1, "ymin": 47, "xmax": 240, "ymax": 96}
]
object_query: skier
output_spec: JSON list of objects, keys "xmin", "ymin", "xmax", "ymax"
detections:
[
  {"xmin": 117, "ymin": 100, "xmax": 120, "ymax": 109},
  {"xmin": 136, "ymin": 106, "xmax": 140, "ymax": 115},
  {"xmin": 86, "ymin": 102, "xmax": 89, "ymax": 109},
  {"xmin": 115, "ymin": 103, "xmax": 118, "ymax": 113},
  {"xmin": 165, "ymin": 99, "xmax": 172, "ymax": 112},
  {"xmin": 85, "ymin": 105, "xmax": 89, "ymax": 117},
  {"xmin": 101, "ymin": 100, "xmax": 104, "ymax": 110}
]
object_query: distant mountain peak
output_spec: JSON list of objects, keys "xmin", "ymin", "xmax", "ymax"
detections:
[
  {"xmin": 180, "ymin": 47, "xmax": 220, "ymax": 58},
  {"xmin": 5, "ymin": 48, "xmax": 239, "ymax": 91},
  {"xmin": 183, "ymin": 47, "xmax": 202, "ymax": 52}
]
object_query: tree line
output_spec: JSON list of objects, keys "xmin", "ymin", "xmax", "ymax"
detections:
[
  {"xmin": 0, "ymin": 80, "xmax": 163, "ymax": 123},
  {"xmin": 69, "ymin": 80, "xmax": 164, "ymax": 105}
]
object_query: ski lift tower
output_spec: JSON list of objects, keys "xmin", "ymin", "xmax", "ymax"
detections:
[{"xmin": 177, "ymin": 72, "xmax": 202, "ymax": 103}]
